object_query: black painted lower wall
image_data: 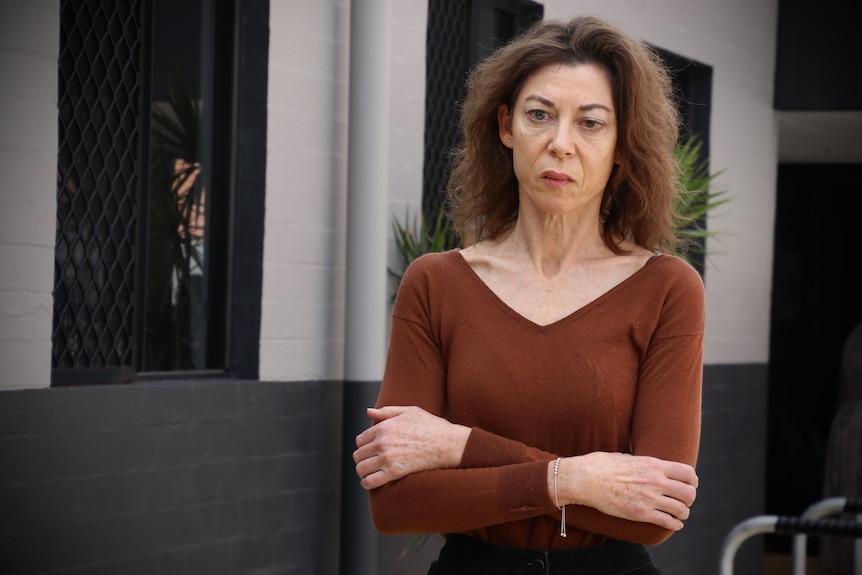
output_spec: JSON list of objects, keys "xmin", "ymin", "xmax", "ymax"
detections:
[
  {"xmin": 0, "ymin": 363, "xmax": 768, "ymax": 575},
  {"xmin": 0, "ymin": 379, "xmax": 343, "ymax": 575},
  {"xmin": 650, "ymin": 362, "xmax": 769, "ymax": 575}
]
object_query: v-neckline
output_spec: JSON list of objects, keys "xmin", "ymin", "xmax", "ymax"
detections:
[{"xmin": 452, "ymin": 250, "xmax": 661, "ymax": 330}]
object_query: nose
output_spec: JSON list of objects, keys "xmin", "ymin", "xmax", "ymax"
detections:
[{"xmin": 548, "ymin": 125, "xmax": 576, "ymax": 157}]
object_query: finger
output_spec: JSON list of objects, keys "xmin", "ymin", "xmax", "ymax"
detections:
[
  {"xmin": 352, "ymin": 443, "xmax": 375, "ymax": 465},
  {"xmin": 662, "ymin": 461, "xmax": 698, "ymax": 487},
  {"xmin": 366, "ymin": 407, "xmax": 383, "ymax": 423},
  {"xmin": 355, "ymin": 426, "xmax": 377, "ymax": 449},
  {"xmin": 664, "ymin": 514, "xmax": 685, "ymax": 531},
  {"xmin": 359, "ymin": 469, "xmax": 392, "ymax": 490},
  {"xmin": 367, "ymin": 405, "xmax": 412, "ymax": 423},
  {"xmin": 659, "ymin": 494, "xmax": 691, "ymax": 521},
  {"xmin": 647, "ymin": 507, "xmax": 684, "ymax": 531},
  {"xmin": 662, "ymin": 479, "xmax": 697, "ymax": 508},
  {"xmin": 354, "ymin": 453, "xmax": 377, "ymax": 479}
]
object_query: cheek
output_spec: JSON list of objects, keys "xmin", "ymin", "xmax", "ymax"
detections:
[
  {"xmin": 585, "ymin": 144, "xmax": 617, "ymax": 169},
  {"xmin": 510, "ymin": 154, "xmax": 535, "ymax": 188},
  {"xmin": 511, "ymin": 152, "xmax": 528, "ymax": 178}
]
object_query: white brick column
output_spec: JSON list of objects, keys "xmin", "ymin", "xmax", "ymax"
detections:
[{"xmin": 0, "ymin": 1, "xmax": 59, "ymax": 390}]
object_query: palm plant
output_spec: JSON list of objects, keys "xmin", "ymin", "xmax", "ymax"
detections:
[
  {"xmin": 388, "ymin": 207, "xmax": 458, "ymax": 298},
  {"xmin": 673, "ymin": 136, "xmax": 730, "ymax": 267}
]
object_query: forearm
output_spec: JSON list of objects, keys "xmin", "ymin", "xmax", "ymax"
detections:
[
  {"xmin": 464, "ymin": 429, "xmax": 686, "ymax": 542},
  {"xmin": 369, "ymin": 447, "xmax": 688, "ymax": 544},
  {"xmin": 546, "ymin": 452, "xmax": 696, "ymax": 541},
  {"xmin": 559, "ymin": 504, "xmax": 677, "ymax": 546},
  {"xmin": 543, "ymin": 458, "xmax": 676, "ymax": 545},
  {"xmin": 369, "ymin": 461, "xmax": 555, "ymax": 535},
  {"xmin": 461, "ymin": 426, "xmax": 557, "ymax": 467}
]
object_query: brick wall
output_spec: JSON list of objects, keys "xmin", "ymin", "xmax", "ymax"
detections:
[
  {"xmin": 259, "ymin": 0, "xmax": 351, "ymax": 383},
  {"xmin": 0, "ymin": 379, "xmax": 343, "ymax": 574}
]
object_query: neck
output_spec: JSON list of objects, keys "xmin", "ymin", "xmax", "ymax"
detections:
[{"xmin": 503, "ymin": 211, "xmax": 608, "ymax": 278}]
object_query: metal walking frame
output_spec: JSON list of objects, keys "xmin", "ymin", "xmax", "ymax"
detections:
[
  {"xmin": 792, "ymin": 497, "xmax": 862, "ymax": 575},
  {"xmin": 719, "ymin": 498, "xmax": 862, "ymax": 575}
]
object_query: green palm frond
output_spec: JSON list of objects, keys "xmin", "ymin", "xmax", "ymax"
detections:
[
  {"xmin": 674, "ymin": 137, "xmax": 731, "ymax": 262},
  {"xmin": 389, "ymin": 208, "xmax": 458, "ymax": 296}
]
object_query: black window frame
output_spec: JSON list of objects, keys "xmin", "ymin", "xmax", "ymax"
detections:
[{"xmin": 657, "ymin": 47, "xmax": 714, "ymax": 274}]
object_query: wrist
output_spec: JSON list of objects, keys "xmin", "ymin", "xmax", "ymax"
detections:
[
  {"xmin": 547, "ymin": 456, "xmax": 586, "ymax": 507},
  {"xmin": 547, "ymin": 459, "xmax": 560, "ymax": 504},
  {"xmin": 448, "ymin": 424, "xmax": 471, "ymax": 467}
]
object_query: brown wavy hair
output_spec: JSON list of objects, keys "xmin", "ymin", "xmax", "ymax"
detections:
[{"xmin": 446, "ymin": 15, "xmax": 682, "ymax": 254}]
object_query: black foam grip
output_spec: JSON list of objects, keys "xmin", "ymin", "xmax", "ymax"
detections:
[
  {"xmin": 843, "ymin": 497, "xmax": 862, "ymax": 514},
  {"xmin": 774, "ymin": 516, "xmax": 862, "ymax": 538}
]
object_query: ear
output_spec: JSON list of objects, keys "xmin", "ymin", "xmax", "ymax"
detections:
[{"xmin": 497, "ymin": 104, "xmax": 513, "ymax": 148}]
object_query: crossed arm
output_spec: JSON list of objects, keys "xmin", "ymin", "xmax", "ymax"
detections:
[{"xmin": 353, "ymin": 405, "xmax": 698, "ymax": 537}]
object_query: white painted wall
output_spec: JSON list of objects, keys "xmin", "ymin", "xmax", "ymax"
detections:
[
  {"xmin": 260, "ymin": 1, "xmax": 428, "ymax": 381},
  {"xmin": 386, "ymin": 1, "xmax": 429, "ymax": 295},
  {"xmin": 259, "ymin": 0, "xmax": 350, "ymax": 381},
  {"xmin": 544, "ymin": 1, "xmax": 780, "ymax": 365},
  {"xmin": 0, "ymin": 0, "xmax": 59, "ymax": 390}
]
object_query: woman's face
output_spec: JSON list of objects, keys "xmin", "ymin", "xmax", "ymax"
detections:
[{"xmin": 498, "ymin": 63, "xmax": 619, "ymax": 218}]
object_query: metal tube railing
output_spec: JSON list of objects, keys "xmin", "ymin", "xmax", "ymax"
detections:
[
  {"xmin": 720, "ymin": 513, "xmax": 862, "ymax": 575},
  {"xmin": 792, "ymin": 497, "xmax": 862, "ymax": 575}
]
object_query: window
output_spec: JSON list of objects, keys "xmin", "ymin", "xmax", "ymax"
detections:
[
  {"xmin": 659, "ymin": 48, "xmax": 713, "ymax": 153},
  {"xmin": 54, "ymin": 0, "xmax": 143, "ymax": 382},
  {"xmin": 658, "ymin": 48, "xmax": 714, "ymax": 273},
  {"xmin": 52, "ymin": 0, "xmax": 264, "ymax": 385},
  {"xmin": 422, "ymin": 0, "xmax": 542, "ymax": 219},
  {"xmin": 139, "ymin": 0, "xmax": 233, "ymax": 372}
]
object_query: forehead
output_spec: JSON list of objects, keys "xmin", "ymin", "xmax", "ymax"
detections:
[{"xmin": 515, "ymin": 63, "xmax": 614, "ymax": 109}]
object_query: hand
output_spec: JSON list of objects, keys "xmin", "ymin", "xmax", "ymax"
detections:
[
  {"xmin": 353, "ymin": 406, "xmax": 470, "ymax": 490},
  {"xmin": 554, "ymin": 452, "xmax": 698, "ymax": 531}
]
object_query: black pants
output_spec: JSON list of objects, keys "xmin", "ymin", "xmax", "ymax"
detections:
[{"xmin": 427, "ymin": 534, "xmax": 662, "ymax": 575}]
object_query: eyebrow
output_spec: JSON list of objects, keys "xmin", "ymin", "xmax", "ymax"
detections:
[{"xmin": 524, "ymin": 94, "xmax": 613, "ymax": 113}]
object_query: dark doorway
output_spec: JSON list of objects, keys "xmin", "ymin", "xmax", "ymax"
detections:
[{"xmin": 766, "ymin": 163, "xmax": 862, "ymax": 551}]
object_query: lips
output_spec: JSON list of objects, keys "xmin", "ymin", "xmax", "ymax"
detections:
[{"xmin": 541, "ymin": 170, "xmax": 574, "ymax": 184}]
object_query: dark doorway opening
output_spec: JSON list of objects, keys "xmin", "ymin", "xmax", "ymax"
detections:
[{"xmin": 766, "ymin": 163, "xmax": 862, "ymax": 552}]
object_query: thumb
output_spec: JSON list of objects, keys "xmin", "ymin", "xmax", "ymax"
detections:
[{"xmin": 367, "ymin": 405, "xmax": 411, "ymax": 423}]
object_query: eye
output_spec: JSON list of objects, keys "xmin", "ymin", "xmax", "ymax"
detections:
[
  {"xmin": 579, "ymin": 118, "xmax": 605, "ymax": 133},
  {"xmin": 527, "ymin": 109, "xmax": 551, "ymax": 122}
]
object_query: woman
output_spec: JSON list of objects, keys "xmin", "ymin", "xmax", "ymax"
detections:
[{"xmin": 354, "ymin": 14, "xmax": 705, "ymax": 575}]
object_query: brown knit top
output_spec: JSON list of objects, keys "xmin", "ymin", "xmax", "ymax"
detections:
[{"xmin": 369, "ymin": 249, "xmax": 705, "ymax": 549}]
